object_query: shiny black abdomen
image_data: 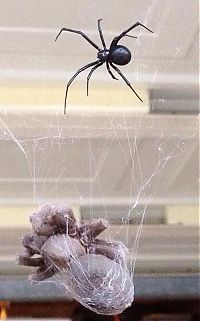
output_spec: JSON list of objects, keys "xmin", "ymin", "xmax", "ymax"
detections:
[{"xmin": 109, "ymin": 45, "xmax": 131, "ymax": 65}]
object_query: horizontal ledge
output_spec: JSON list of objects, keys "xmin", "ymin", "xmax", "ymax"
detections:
[
  {"xmin": 0, "ymin": 114, "xmax": 198, "ymax": 140},
  {"xmin": 0, "ymin": 197, "xmax": 198, "ymax": 207},
  {"xmin": 0, "ymin": 26, "xmax": 156, "ymax": 36},
  {"xmin": 0, "ymin": 69, "xmax": 198, "ymax": 86},
  {"xmin": 0, "ymin": 276, "xmax": 198, "ymax": 301}
]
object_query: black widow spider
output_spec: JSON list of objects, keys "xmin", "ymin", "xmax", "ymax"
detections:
[{"xmin": 55, "ymin": 19, "xmax": 153, "ymax": 114}]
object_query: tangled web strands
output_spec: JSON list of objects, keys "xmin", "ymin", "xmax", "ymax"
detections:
[{"xmin": 17, "ymin": 204, "xmax": 134, "ymax": 315}]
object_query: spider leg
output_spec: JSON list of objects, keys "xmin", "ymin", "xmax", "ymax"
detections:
[
  {"xmin": 55, "ymin": 28, "xmax": 101, "ymax": 51},
  {"xmin": 29, "ymin": 264, "xmax": 57, "ymax": 282},
  {"xmin": 106, "ymin": 61, "xmax": 118, "ymax": 80},
  {"xmin": 88, "ymin": 239, "xmax": 128, "ymax": 265},
  {"xmin": 17, "ymin": 255, "xmax": 44, "ymax": 267},
  {"xmin": 22, "ymin": 234, "xmax": 43, "ymax": 254},
  {"xmin": 125, "ymin": 35, "xmax": 138, "ymax": 39},
  {"xmin": 110, "ymin": 62, "xmax": 143, "ymax": 102},
  {"xmin": 79, "ymin": 218, "xmax": 108, "ymax": 244},
  {"xmin": 86, "ymin": 61, "xmax": 104, "ymax": 96},
  {"xmin": 97, "ymin": 19, "xmax": 106, "ymax": 49},
  {"xmin": 64, "ymin": 60, "xmax": 100, "ymax": 114},
  {"xmin": 110, "ymin": 22, "xmax": 153, "ymax": 48},
  {"xmin": 88, "ymin": 243, "xmax": 117, "ymax": 261}
]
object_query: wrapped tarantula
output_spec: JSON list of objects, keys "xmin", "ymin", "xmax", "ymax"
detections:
[{"xmin": 17, "ymin": 204, "xmax": 134, "ymax": 315}]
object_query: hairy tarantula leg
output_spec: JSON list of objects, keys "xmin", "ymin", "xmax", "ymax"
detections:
[
  {"xmin": 106, "ymin": 61, "xmax": 118, "ymax": 80},
  {"xmin": 29, "ymin": 265, "xmax": 57, "ymax": 283},
  {"xmin": 88, "ymin": 244, "xmax": 117, "ymax": 261},
  {"xmin": 86, "ymin": 61, "xmax": 104, "ymax": 96},
  {"xmin": 97, "ymin": 19, "xmax": 106, "ymax": 49},
  {"xmin": 22, "ymin": 235, "xmax": 41, "ymax": 254},
  {"xmin": 17, "ymin": 255, "xmax": 44, "ymax": 267},
  {"xmin": 94, "ymin": 246, "xmax": 127, "ymax": 265},
  {"xmin": 64, "ymin": 59, "xmax": 100, "ymax": 114},
  {"xmin": 110, "ymin": 62, "xmax": 143, "ymax": 102},
  {"xmin": 110, "ymin": 21, "xmax": 153, "ymax": 48},
  {"xmin": 55, "ymin": 27, "xmax": 101, "ymax": 51},
  {"xmin": 79, "ymin": 218, "xmax": 109, "ymax": 242},
  {"xmin": 89, "ymin": 240, "xmax": 128, "ymax": 265},
  {"xmin": 92, "ymin": 238, "xmax": 114, "ymax": 246}
]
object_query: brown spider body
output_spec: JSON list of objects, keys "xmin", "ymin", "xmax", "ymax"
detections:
[{"xmin": 17, "ymin": 204, "xmax": 134, "ymax": 315}]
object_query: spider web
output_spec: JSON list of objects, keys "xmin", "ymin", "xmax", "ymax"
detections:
[{"xmin": 0, "ymin": 0, "xmax": 198, "ymax": 318}]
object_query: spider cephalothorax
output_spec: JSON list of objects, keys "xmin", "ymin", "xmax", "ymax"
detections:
[
  {"xmin": 55, "ymin": 19, "xmax": 153, "ymax": 114},
  {"xmin": 18, "ymin": 204, "xmax": 134, "ymax": 315}
]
